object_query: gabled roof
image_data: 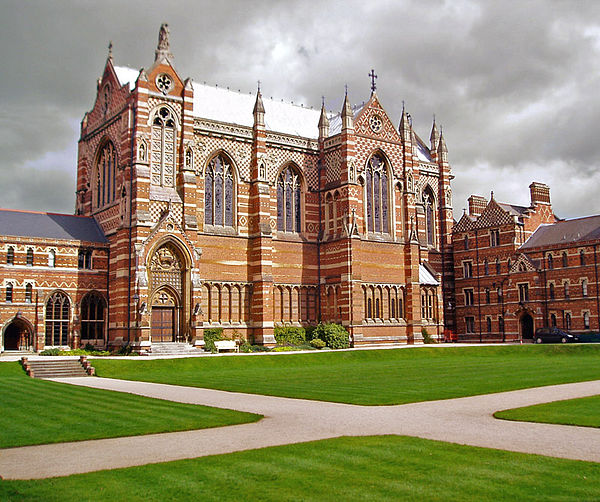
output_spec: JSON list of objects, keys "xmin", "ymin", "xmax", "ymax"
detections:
[
  {"xmin": 498, "ymin": 203, "xmax": 529, "ymax": 217},
  {"xmin": 454, "ymin": 199, "xmax": 522, "ymax": 233},
  {"xmin": 114, "ymin": 65, "xmax": 328, "ymax": 139},
  {"xmin": 520, "ymin": 214, "xmax": 600, "ymax": 249},
  {"xmin": 0, "ymin": 209, "xmax": 107, "ymax": 243}
]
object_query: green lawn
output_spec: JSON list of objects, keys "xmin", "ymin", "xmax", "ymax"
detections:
[
  {"xmin": 93, "ymin": 345, "xmax": 600, "ymax": 405},
  {"xmin": 2, "ymin": 435, "xmax": 599, "ymax": 501},
  {"xmin": 0, "ymin": 362, "xmax": 260, "ymax": 449},
  {"xmin": 496, "ymin": 394, "xmax": 600, "ymax": 428}
]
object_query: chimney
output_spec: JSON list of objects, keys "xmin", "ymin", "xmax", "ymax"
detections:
[
  {"xmin": 529, "ymin": 182, "xmax": 551, "ymax": 206},
  {"xmin": 468, "ymin": 195, "xmax": 488, "ymax": 217}
]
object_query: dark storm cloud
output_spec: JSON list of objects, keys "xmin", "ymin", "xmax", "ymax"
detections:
[{"xmin": 1, "ymin": 0, "xmax": 599, "ymax": 217}]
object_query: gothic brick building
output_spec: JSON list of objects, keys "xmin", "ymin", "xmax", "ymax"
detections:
[
  {"xmin": 0, "ymin": 25, "xmax": 453, "ymax": 353},
  {"xmin": 453, "ymin": 182, "xmax": 600, "ymax": 342}
]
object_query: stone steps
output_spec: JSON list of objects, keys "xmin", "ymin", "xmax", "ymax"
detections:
[
  {"xmin": 23, "ymin": 359, "xmax": 90, "ymax": 379},
  {"xmin": 150, "ymin": 342, "xmax": 201, "ymax": 356}
]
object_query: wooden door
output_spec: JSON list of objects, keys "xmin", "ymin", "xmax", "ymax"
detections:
[{"xmin": 151, "ymin": 307, "xmax": 175, "ymax": 342}]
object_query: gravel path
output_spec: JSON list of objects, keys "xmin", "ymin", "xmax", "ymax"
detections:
[{"xmin": 1, "ymin": 378, "xmax": 599, "ymax": 480}]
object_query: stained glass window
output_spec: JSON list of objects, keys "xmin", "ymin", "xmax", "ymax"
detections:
[
  {"xmin": 205, "ymin": 154, "xmax": 234, "ymax": 227},
  {"xmin": 151, "ymin": 107, "xmax": 176, "ymax": 187},
  {"xmin": 277, "ymin": 166, "xmax": 302, "ymax": 233},
  {"xmin": 364, "ymin": 154, "xmax": 389, "ymax": 233},
  {"xmin": 45, "ymin": 292, "xmax": 70, "ymax": 346},
  {"xmin": 424, "ymin": 187, "xmax": 435, "ymax": 246},
  {"xmin": 81, "ymin": 292, "xmax": 105, "ymax": 340},
  {"xmin": 96, "ymin": 141, "xmax": 117, "ymax": 208}
]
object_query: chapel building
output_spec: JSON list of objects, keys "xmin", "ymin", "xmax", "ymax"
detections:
[
  {"xmin": 453, "ymin": 182, "xmax": 600, "ymax": 341},
  {"xmin": 0, "ymin": 25, "xmax": 454, "ymax": 353}
]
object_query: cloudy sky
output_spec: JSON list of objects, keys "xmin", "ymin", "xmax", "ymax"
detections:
[{"xmin": 1, "ymin": 0, "xmax": 600, "ymax": 218}]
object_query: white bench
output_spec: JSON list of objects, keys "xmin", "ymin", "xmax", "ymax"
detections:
[{"xmin": 214, "ymin": 340, "xmax": 238, "ymax": 353}]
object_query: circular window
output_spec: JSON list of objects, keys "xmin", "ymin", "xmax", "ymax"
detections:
[
  {"xmin": 156, "ymin": 73, "xmax": 173, "ymax": 94},
  {"xmin": 369, "ymin": 115, "xmax": 383, "ymax": 133}
]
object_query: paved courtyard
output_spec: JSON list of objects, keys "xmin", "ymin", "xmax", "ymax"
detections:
[{"xmin": 1, "ymin": 377, "xmax": 599, "ymax": 480}]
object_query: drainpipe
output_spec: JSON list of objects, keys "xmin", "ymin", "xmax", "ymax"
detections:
[
  {"xmin": 475, "ymin": 230, "xmax": 482, "ymax": 343},
  {"xmin": 594, "ymin": 244, "xmax": 600, "ymax": 331},
  {"xmin": 126, "ymin": 102, "xmax": 137, "ymax": 345}
]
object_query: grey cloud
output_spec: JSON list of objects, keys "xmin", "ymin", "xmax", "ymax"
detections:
[{"xmin": 1, "ymin": 0, "xmax": 599, "ymax": 218}]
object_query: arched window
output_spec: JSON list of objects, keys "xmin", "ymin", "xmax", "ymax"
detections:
[
  {"xmin": 6, "ymin": 283, "xmax": 13, "ymax": 303},
  {"xmin": 565, "ymin": 312, "xmax": 572, "ymax": 330},
  {"xmin": 580, "ymin": 250, "xmax": 585, "ymax": 266},
  {"xmin": 95, "ymin": 141, "xmax": 117, "ymax": 208},
  {"xmin": 6, "ymin": 246, "xmax": 14, "ymax": 265},
  {"xmin": 583, "ymin": 311, "xmax": 590, "ymax": 329},
  {"xmin": 562, "ymin": 252, "xmax": 568, "ymax": 268},
  {"xmin": 549, "ymin": 282, "xmax": 555, "ymax": 300},
  {"xmin": 499, "ymin": 316, "xmax": 504, "ymax": 334},
  {"xmin": 484, "ymin": 259, "xmax": 489, "ymax": 276},
  {"xmin": 507, "ymin": 258, "xmax": 512, "ymax": 272},
  {"xmin": 185, "ymin": 146, "xmax": 193, "ymax": 171},
  {"xmin": 547, "ymin": 254, "xmax": 553, "ymax": 269},
  {"xmin": 550, "ymin": 313, "xmax": 557, "ymax": 327},
  {"xmin": 277, "ymin": 165, "xmax": 302, "ymax": 232},
  {"xmin": 81, "ymin": 292, "xmax": 105, "ymax": 341},
  {"xmin": 496, "ymin": 258, "xmax": 500, "ymax": 274},
  {"xmin": 26, "ymin": 248, "xmax": 33, "ymax": 266},
  {"xmin": 25, "ymin": 284, "xmax": 32, "ymax": 303},
  {"xmin": 582, "ymin": 279, "xmax": 588, "ymax": 297},
  {"xmin": 48, "ymin": 250, "xmax": 56, "ymax": 267},
  {"xmin": 204, "ymin": 154, "xmax": 234, "ymax": 227},
  {"xmin": 423, "ymin": 187, "xmax": 436, "ymax": 246},
  {"xmin": 464, "ymin": 235, "xmax": 469, "ymax": 250},
  {"xmin": 364, "ymin": 154, "xmax": 389, "ymax": 234},
  {"xmin": 151, "ymin": 107, "xmax": 176, "ymax": 187},
  {"xmin": 45, "ymin": 292, "xmax": 70, "ymax": 346},
  {"xmin": 486, "ymin": 317, "xmax": 492, "ymax": 333},
  {"xmin": 564, "ymin": 281, "xmax": 570, "ymax": 299}
]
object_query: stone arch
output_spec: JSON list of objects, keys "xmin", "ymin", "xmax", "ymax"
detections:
[
  {"xmin": 92, "ymin": 137, "xmax": 119, "ymax": 209},
  {"xmin": 2, "ymin": 316, "xmax": 34, "ymax": 351},
  {"xmin": 363, "ymin": 150, "xmax": 392, "ymax": 234},
  {"xmin": 147, "ymin": 238, "xmax": 191, "ymax": 342},
  {"xmin": 203, "ymin": 150, "xmax": 239, "ymax": 229},
  {"xmin": 276, "ymin": 162, "xmax": 305, "ymax": 233},
  {"xmin": 519, "ymin": 311, "xmax": 534, "ymax": 340},
  {"xmin": 44, "ymin": 290, "xmax": 71, "ymax": 347},
  {"xmin": 422, "ymin": 184, "xmax": 437, "ymax": 247}
]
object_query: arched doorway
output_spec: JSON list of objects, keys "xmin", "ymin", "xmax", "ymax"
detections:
[
  {"xmin": 520, "ymin": 313, "xmax": 534, "ymax": 340},
  {"xmin": 3, "ymin": 318, "xmax": 33, "ymax": 351},
  {"xmin": 148, "ymin": 241, "xmax": 189, "ymax": 343},
  {"xmin": 150, "ymin": 288, "xmax": 179, "ymax": 342}
]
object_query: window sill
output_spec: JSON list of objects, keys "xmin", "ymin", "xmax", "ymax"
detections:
[{"xmin": 202, "ymin": 225, "xmax": 238, "ymax": 236}]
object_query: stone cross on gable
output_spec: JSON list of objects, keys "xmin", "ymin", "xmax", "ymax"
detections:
[{"xmin": 369, "ymin": 69, "xmax": 377, "ymax": 92}]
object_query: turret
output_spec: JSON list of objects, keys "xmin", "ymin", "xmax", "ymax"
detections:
[
  {"xmin": 341, "ymin": 91, "xmax": 354, "ymax": 131},
  {"xmin": 430, "ymin": 116, "xmax": 439, "ymax": 151},
  {"xmin": 318, "ymin": 100, "xmax": 329, "ymax": 139},
  {"xmin": 253, "ymin": 88, "xmax": 265, "ymax": 127},
  {"xmin": 399, "ymin": 102, "xmax": 411, "ymax": 142},
  {"xmin": 437, "ymin": 128, "xmax": 448, "ymax": 163}
]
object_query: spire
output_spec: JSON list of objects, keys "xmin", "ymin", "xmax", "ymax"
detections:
[
  {"xmin": 253, "ymin": 83, "xmax": 265, "ymax": 127},
  {"xmin": 399, "ymin": 101, "xmax": 411, "ymax": 141},
  {"xmin": 155, "ymin": 23, "xmax": 174, "ymax": 62},
  {"xmin": 430, "ymin": 115, "xmax": 440, "ymax": 150},
  {"xmin": 107, "ymin": 41, "xmax": 113, "ymax": 62},
  {"xmin": 341, "ymin": 89, "xmax": 353, "ymax": 131},
  {"xmin": 438, "ymin": 127, "xmax": 448, "ymax": 161},
  {"xmin": 318, "ymin": 97, "xmax": 329, "ymax": 139}
]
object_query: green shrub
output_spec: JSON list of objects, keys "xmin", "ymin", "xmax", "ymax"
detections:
[
  {"xmin": 274, "ymin": 326, "xmax": 306, "ymax": 346},
  {"xmin": 305, "ymin": 325, "xmax": 317, "ymax": 341},
  {"xmin": 84, "ymin": 343, "xmax": 95, "ymax": 352},
  {"xmin": 116, "ymin": 344, "xmax": 133, "ymax": 355},
  {"xmin": 310, "ymin": 338, "xmax": 326, "ymax": 349},
  {"xmin": 421, "ymin": 328, "xmax": 435, "ymax": 344},
  {"xmin": 40, "ymin": 348, "xmax": 61, "ymax": 356},
  {"xmin": 312, "ymin": 323, "xmax": 350, "ymax": 349},
  {"xmin": 203, "ymin": 328, "xmax": 224, "ymax": 353},
  {"xmin": 238, "ymin": 338, "xmax": 252, "ymax": 353},
  {"xmin": 249, "ymin": 344, "xmax": 271, "ymax": 352}
]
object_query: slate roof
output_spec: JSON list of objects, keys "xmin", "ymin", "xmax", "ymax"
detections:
[
  {"xmin": 498, "ymin": 203, "xmax": 529, "ymax": 217},
  {"xmin": 521, "ymin": 214, "xmax": 600, "ymax": 249},
  {"xmin": 419, "ymin": 263, "xmax": 439, "ymax": 286},
  {"xmin": 115, "ymin": 65, "xmax": 328, "ymax": 139},
  {"xmin": 0, "ymin": 209, "xmax": 108, "ymax": 243}
]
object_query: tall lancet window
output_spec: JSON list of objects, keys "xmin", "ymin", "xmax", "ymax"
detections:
[
  {"xmin": 205, "ymin": 154, "xmax": 234, "ymax": 227},
  {"xmin": 423, "ymin": 186, "xmax": 436, "ymax": 247},
  {"xmin": 95, "ymin": 141, "xmax": 117, "ymax": 208},
  {"xmin": 365, "ymin": 154, "xmax": 389, "ymax": 233},
  {"xmin": 151, "ymin": 107, "xmax": 176, "ymax": 187},
  {"xmin": 277, "ymin": 165, "xmax": 302, "ymax": 232}
]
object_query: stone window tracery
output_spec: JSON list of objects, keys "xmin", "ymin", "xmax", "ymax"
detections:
[
  {"xmin": 95, "ymin": 141, "xmax": 117, "ymax": 208},
  {"xmin": 364, "ymin": 154, "xmax": 389, "ymax": 234},
  {"xmin": 45, "ymin": 291, "xmax": 70, "ymax": 346},
  {"xmin": 423, "ymin": 187, "xmax": 436, "ymax": 246},
  {"xmin": 151, "ymin": 107, "xmax": 176, "ymax": 188},
  {"xmin": 277, "ymin": 165, "xmax": 302, "ymax": 233},
  {"xmin": 149, "ymin": 244, "xmax": 183, "ymax": 295},
  {"xmin": 205, "ymin": 154, "xmax": 234, "ymax": 227}
]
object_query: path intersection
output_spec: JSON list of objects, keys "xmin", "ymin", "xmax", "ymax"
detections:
[{"xmin": 1, "ymin": 377, "xmax": 599, "ymax": 479}]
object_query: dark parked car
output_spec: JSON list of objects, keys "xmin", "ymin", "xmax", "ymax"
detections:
[{"xmin": 534, "ymin": 327, "xmax": 579, "ymax": 344}]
